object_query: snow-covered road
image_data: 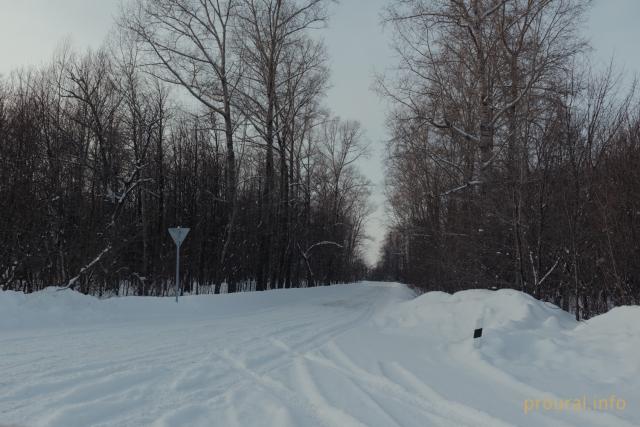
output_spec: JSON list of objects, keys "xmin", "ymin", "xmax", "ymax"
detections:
[{"xmin": 1, "ymin": 283, "xmax": 639, "ymax": 427}]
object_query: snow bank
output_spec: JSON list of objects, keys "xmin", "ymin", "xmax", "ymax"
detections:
[
  {"xmin": 378, "ymin": 288, "xmax": 576, "ymax": 340},
  {"xmin": 379, "ymin": 286, "xmax": 640, "ymax": 422},
  {"xmin": 0, "ymin": 284, "xmax": 392, "ymax": 331},
  {"xmin": 0, "ymin": 288, "xmax": 103, "ymax": 330},
  {"xmin": 577, "ymin": 305, "xmax": 640, "ymax": 334}
]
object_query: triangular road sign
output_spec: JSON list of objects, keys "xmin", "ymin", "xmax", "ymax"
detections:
[{"xmin": 168, "ymin": 227, "xmax": 190, "ymax": 246}]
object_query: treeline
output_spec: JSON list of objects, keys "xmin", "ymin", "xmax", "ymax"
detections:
[
  {"xmin": 372, "ymin": 0, "xmax": 640, "ymax": 319},
  {"xmin": 0, "ymin": 0, "xmax": 371, "ymax": 296}
]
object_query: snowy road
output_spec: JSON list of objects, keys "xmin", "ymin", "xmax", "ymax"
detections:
[{"xmin": 1, "ymin": 283, "xmax": 639, "ymax": 427}]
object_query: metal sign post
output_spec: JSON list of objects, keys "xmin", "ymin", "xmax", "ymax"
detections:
[{"xmin": 168, "ymin": 227, "xmax": 190, "ymax": 303}]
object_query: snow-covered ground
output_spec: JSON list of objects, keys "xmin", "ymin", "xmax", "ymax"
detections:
[{"xmin": 1, "ymin": 283, "xmax": 638, "ymax": 427}]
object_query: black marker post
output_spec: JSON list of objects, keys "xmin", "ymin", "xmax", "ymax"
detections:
[{"xmin": 473, "ymin": 307, "xmax": 487, "ymax": 348}]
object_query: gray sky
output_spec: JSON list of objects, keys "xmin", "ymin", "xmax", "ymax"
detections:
[{"xmin": 1, "ymin": 0, "xmax": 638, "ymax": 265}]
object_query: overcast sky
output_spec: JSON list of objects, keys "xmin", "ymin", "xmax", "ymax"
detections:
[{"xmin": 1, "ymin": 0, "xmax": 638, "ymax": 264}]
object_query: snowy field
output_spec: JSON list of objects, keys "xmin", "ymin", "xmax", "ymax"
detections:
[{"xmin": 1, "ymin": 282, "xmax": 639, "ymax": 427}]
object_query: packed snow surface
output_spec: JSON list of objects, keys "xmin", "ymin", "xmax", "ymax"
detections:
[{"xmin": 1, "ymin": 283, "xmax": 639, "ymax": 427}]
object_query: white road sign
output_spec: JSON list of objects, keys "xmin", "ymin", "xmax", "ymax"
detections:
[{"xmin": 169, "ymin": 227, "xmax": 190, "ymax": 247}]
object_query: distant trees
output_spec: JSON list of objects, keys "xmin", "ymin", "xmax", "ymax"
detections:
[
  {"xmin": 373, "ymin": 0, "xmax": 640, "ymax": 319},
  {"xmin": 0, "ymin": 0, "xmax": 371, "ymax": 296}
]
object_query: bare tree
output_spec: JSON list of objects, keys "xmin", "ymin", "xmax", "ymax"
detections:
[
  {"xmin": 235, "ymin": 0, "xmax": 332, "ymax": 290},
  {"xmin": 380, "ymin": 0, "xmax": 588, "ymax": 190},
  {"xmin": 122, "ymin": 0, "xmax": 241, "ymax": 207}
]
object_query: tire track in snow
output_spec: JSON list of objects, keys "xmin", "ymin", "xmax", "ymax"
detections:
[
  {"xmin": 0, "ymin": 285, "xmax": 417, "ymax": 427},
  {"xmin": 194, "ymin": 294, "xmax": 379, "ymax": 405},
  {"xmin": 291, "ymin": 357, "xmax": 368, "ymax": 427},
  {"xmin": 1, "ymin": 299, "xmax": 349, "ymax": 421},
  {"xmin": 181, "ymin": 287, "xmax": 388, "ymax": 426},
  {"xmin": 297, "ymin": 341, "xmax": 514, "ymax": 427},
  {"xmin": 446, "ymin": 341, "xmax": 639, "ymax": 427}
]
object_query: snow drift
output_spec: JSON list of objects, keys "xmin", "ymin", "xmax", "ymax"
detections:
[{"xmin": 378, "ymin": 288, "xmax": 577, "ymax": 337}]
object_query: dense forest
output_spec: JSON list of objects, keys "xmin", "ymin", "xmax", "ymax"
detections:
[
  {"xmin": 371, "ymin": 0, "xmax": 640, "ymax": 319},
  {"xmin": 2, "ymin": 0, "xmax": 639, "ymax": 321},
  {"xmin": 0, "ymin": 0, "xmax": 372, "ymax": 296}
]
